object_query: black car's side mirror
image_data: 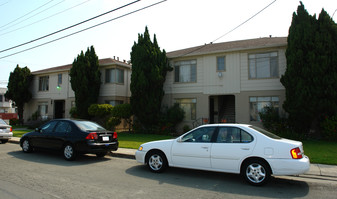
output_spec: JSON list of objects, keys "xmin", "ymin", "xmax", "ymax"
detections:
[{"xmin": 35, "ymin": 128, "xmax": 41, "ymax": 133}]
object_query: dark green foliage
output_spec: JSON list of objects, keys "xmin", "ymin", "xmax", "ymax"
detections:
[
  {"xmin": 69, "ymin": 46, "xmax": 101, "ymax": 119},
  {"xmin": 130, "ymin": 26, "xmax": 172, "ymax": 132},
  {"xmin": 321, "ymin": 115, "xmax": 337, "ymax": 141},
  {"xmin": 88, "ymin": 104, "xmax": 114, "ymax": 117},
  {"xmin": 5, "ymin": 65, "xmax": 32, "ymax": 125},
  {"xmin": 281, "ymin": 2, "xmax": 337, "ymax": 137},
  {"xmin": 9, "ymin": 118, "xmax": 19, "ymax": 126},
  {"xmin": 69, "ymin": 107, "xmax": 78, "ymax": 118},
  {"xmin": 259, "ymin": 107, "xmax": 287, "ymax": 134},
  {"xmin": 88, "ymin": 104, "xmax": 115, "ymax": 128},
  {"xmin": 112, "ymin": 103, "xmax": 133, "ymax": 132}
]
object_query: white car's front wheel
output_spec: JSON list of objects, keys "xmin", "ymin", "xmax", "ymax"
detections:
[{"xmin": 146, "ymin": 151, "xmax": 167, "ymax": 173}]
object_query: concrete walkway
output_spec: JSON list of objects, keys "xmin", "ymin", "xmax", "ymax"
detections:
[{"xmin": 8, "ymin": 137, "xmax": 337, "ymax": 179}]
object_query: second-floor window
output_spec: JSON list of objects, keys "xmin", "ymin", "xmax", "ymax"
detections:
[
  {"xmin": 249, "ymin": 52, "xmax": 278, "ymax": 79},
  {"xmin": 39, "ymin": 76, "xmax": 49, "ymax": 91},
  {"xmin": 58, "ymin": 74, "xmax": 62, "ymax": 86},
  {"xmin": 174, "ymin": 60, "xmax": 196, "ymax": 83},
  {"xmin": 217, "ymin": 56, "xmax": 226, "ymax": 71},
  {"xmin": 106, "ymin": 68, "xmax": 124, "ymax": 84}
]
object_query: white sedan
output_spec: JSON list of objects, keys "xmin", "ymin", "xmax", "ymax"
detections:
[{"xmin": 135, "ymin": 124, "xmax": 310, "ymax": 186}]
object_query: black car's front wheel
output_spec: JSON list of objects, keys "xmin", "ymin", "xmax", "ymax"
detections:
[
  {"xmin": 146, "ymin": 151, "xmax": 168, "ymax": 173},
  {"xmin": 63, "ymin": 144, "xmax": 76, "ymax": 161},
  {"xmin": 21, "ymin": 139, "xmax": 33, "ymax": 153}
]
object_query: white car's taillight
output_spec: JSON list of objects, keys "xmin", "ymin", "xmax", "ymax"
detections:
[{"xmin": 290, "ymin": 147, "xmax": 303, "ymax": 159}]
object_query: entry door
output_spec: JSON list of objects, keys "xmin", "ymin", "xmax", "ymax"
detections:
[
  {"xmin": 171, "ymin": 126, "xmax": 216, "ymax": 169},
  {"xmin": 54, "ymin": 100, "xmax": 65, "ymax": 119}
]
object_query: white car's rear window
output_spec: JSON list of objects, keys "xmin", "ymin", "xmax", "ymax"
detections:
[{"xmin": 249, "ymin": 126, "xmax": 281, "ymax": 139}]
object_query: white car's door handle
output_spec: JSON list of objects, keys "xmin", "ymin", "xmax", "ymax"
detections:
[
  {"xmin": 201, "ymin": 147, "xmax": 208, "ymax": 149},
  {"xmin": 241, "ymin": 148, "xmax": 250, "ymax": 150}
]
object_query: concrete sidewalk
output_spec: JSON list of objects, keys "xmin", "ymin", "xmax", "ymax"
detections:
[{"xmin": 8, "ymin": 137, "xmax": 337, "ymax": 179}]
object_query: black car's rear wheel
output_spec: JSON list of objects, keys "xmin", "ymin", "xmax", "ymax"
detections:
[
  {"xmin": 22, "ymin": 139, "xmax": 33, "ymax": 153},
  {"xmin": 63, "ymin": 144, "xmax": 76, "ymax": 161},
  {"xmin": 96, "ymin": 152, "xmax": 107, "ymax": 158},
  {"xmin": 146, "ymin": 151, "xmax": 168, "ymax": 173}
]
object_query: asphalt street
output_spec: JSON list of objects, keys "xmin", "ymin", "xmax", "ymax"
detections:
[{"xmin": 1, "ymin": 143, "xmax": 337, "ymax": 199}]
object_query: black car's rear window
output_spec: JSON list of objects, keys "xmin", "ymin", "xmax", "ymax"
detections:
[
  {"xmin": 73, "ymin": 121, "xmax": 106, "ymax": 131},
  {"xmin": 249, "ymin": 125, "xmax": 281, "ymax": 139}
]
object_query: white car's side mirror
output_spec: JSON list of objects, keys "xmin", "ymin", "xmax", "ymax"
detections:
[{"xmin": 177, "ymin": 137, "xmax": 183, "ymax": 142}]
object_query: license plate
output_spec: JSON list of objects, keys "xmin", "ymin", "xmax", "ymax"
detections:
[{"xmin": 102, "ymin": 136, "xmax": 109, "ymax": 141}]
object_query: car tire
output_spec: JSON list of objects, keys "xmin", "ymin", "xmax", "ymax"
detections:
[
  {"xmin": 21, "ymin": 139, "xmax": 33, "ymax": 153},
  {"xmin": 96, "ymin": 152, "xmax": 107, "ymax": 158},
  {"xmin": 0, "ymin": 139, "xmax": 8, "ymax": 144},
  {"xmin": 146, "ymin": 150, "xmax": 168, "ymax": 173},
  {"xmin": 241, "ymin": 159, "xmax": 271, "ymax": 186},
  {"xmin": 63, "ymin": 144, "xmax": 76, "ymax": 161}
]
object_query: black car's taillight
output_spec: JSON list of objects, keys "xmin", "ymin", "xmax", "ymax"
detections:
[
  {"xmin": 113, "ymin": 132, "xmax": 117, "ymax": 139},
  {"xmin": 86, "ymin": 132, "xmax": 98, "ymax": 140}
]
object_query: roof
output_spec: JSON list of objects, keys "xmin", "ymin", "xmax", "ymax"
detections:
[
  {"xmin": 166, "ymin": 37, "xmax": 287, "ymax": 58},
  {"xmin": 32, "ymin": 58, "xmax": 131, "ymax": 75}
]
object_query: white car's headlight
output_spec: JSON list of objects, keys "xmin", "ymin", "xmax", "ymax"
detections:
[{"xmin": 138, "ymin": 146, "xmax": 143, "ymax": 151}]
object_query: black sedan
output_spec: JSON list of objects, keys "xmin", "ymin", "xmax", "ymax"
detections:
[{"xmin": 20, "ymin": 119, "xmax": 118, "ymax": 160}]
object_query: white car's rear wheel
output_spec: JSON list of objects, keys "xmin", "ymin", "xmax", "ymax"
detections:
[{"xmin": 242, "ymin": 159, "xmax": 271, "ymax": 186}]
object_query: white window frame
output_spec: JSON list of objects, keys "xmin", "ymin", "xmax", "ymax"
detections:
[
  {"xmin": 105, "ymin": 68, "xmax": 124, "ymax": 84},
  {"xmin": 249, "ymin": 52, "xmax": 278, "ymax": 79},
  {"xmin": 249, "ymin": 96, "xmax": 279, "ymax": 121},
  {"xmin": 174, "ymin": 60, "xmax": 197, "ymax": 83},
  {"xmin": 217, "ymin": 56, "xmax": 226, "ymax": 71},
  {"xmin": 39, "ymin": 76, "xmax": 49, "ymax": 91},
  {"xmin": 175, "ymin": 98, "xmax": 197, "ymax": 120}
]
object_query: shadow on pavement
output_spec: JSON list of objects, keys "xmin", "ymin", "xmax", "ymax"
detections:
[
  {"xmin": 8, "ymin": 149, "xmax": 111, "ymax": 166},
  {"xmin": 126, "ymin": 165, "xmax": 309, "ymax": 198}
]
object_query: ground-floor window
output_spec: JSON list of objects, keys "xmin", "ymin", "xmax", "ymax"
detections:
[
  {"xmin": 249, "ymin": 96, "xmax": 279, "ymax": 121},
  {"xmin": 38, "ymin": 102, "xmax": 49, "ymax": 120},
  {"xmin": 175, "ymin": 98, "xmax": 196, "ymax": 120},
  {"xmin": 106, "ymin": 100, "xmax": 123, "ymax": 106}
]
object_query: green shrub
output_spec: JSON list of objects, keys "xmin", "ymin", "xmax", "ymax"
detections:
[
  {"xmin": 69, "ymin": 107, "xmax": 78, "ymax": 118},
  {"xmin": 321, "ymin": 115, "xmax": 337, "ymax": 141},
  {"xmin": 88, "ymin": 104, "xmax": 113, "ymax": 117},
  {"xmin": 9, "ymin": 118, "xmax": 19, "ymax": 125}
]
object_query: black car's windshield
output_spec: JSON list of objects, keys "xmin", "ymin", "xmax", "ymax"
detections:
[
  {"xmin": 74, "ymin": 121, "xmax": 106, "ymax": 131},
  {"xmin": 249, "ymin": 125, "xmax": 281, "ymax": 139}
]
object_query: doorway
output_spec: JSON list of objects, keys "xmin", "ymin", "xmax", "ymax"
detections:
[{"xmin": 54, "ymin": 100, "xmax": 65, "ymax": 119}]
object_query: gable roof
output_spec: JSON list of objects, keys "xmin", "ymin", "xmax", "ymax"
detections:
[
  {"xmin": 32, "ymin": 58, "xmax": 131, "ymax": 75},
  {"xmin": 167, "ymin": 37, "xmax": 287, "ymax": 58}
]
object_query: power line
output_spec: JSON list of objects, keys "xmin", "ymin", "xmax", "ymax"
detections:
[
  {"xmin": 0, "ymin": 0, "xmax": 167, "ymax": 59},
  {"xmin": 0, "ymin": 0, "xmax": 91, "ymax": 36},
  {"xmin": 0, "ymin": 0, "xmax": 55, "ymax": 29},
  {"xmin": 212, "ymin": 0, "xmax": 277, "ymax": 43},
  {"xmin": 177, "ymin": 0, "xmax": 277, "ymax": 58},
  {"xmin": 0, "ymin": 0, "xmax": 65, "ymax": 33},
  {"xmin": 0, "ymin": 0, "xmax": 141, "ymax": 54}
]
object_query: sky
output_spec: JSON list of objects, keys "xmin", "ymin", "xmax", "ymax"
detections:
[{"xmin": 0, "ymin": 0, "xmax": 336, "ymax": 88}]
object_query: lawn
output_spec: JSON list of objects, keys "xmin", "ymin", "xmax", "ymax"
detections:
[
  {"xmin": 12, "ymin": 129, "xmax": 337, "ymax": 165},
  {"xmin": 302, "ymin": 140, "xmax": 337, "ymax": 165}
]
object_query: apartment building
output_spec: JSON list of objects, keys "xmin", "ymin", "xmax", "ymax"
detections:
[
  {"xmin": 163, "ymin": 37, "xmax": 287, "ymax": 129},
  {"xmin": 23, "ymin": 58, "xmax": 131, "ymax": 121}
]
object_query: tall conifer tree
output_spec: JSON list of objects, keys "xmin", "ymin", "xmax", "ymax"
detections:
[
  {"xmin": 130, "ymin": 27, "xmax": 171, "ymax": 131},
  {"xmin": 70, "ymin": 46, "xmax": 100, "ymax": 119}
]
